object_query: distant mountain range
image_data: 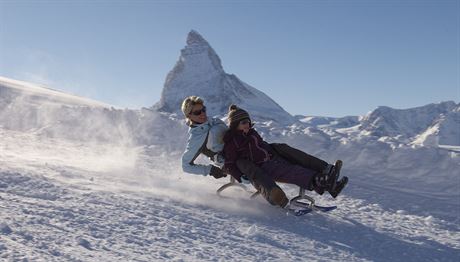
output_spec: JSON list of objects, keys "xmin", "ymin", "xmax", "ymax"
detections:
[
  {"xmin": 1, "ymin": 31, "xmax": 459, "ymax": 149},
  {"xmin": 151, "ymin": 30, "xmax": 459, "ymax": 147},
  {"xmin": 296, "ymin": 101, "xmax": 459, "ymax": 147}
]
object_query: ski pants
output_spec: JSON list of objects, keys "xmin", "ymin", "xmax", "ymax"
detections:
[
  {"xmin": 270, "ymin": 143, "xmax": 328, "ymax": 173},
  {"xmin": 235, "ymin": 158, "xmax": 280, "ymax": 205},
  {"xmin": 235, "ymin": 143, "xmax": 328, "ymax": 202},
  {"xmin": 270, "ymin": 143, "xmax": 329, "ymax": 194},
  {"xmin": 259, "ymin": 155, "xmax": 317, "ymax": 189}
]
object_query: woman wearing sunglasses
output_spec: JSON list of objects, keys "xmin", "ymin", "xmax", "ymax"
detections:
[
  {"xmin": 223, "ymin": 105, "xmax": 348, "ymax": 208},
  {"xmin": 181, "ymin": 96, "xmax": 229, "ymax": 179}
]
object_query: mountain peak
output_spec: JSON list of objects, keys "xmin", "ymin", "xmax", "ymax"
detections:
[
  {"xmin": 153, "ymin": 31, "xmax": 296, "ymax": 124},
  {"xmin": 186, "ymin": 30, "xmax": 209, "ymax": 46}
]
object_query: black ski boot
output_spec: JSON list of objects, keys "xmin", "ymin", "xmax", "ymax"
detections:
[
  {"xmin": 329, "ymin": 160, "xmax": 343, "ymax": 191},
  {"xmin": 329, "ymin": 176, "xmax": 348, "ymax": 198},
  {"xmin": 314, "ymin": 160, "xmax": 342, "ymax": 192}
]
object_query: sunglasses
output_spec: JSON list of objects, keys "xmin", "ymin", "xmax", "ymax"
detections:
[
  {"xmin": 190, "ymin": 106, "xmax": 206, "ymax": 116},
  {"xmin": 239, "ymin": 119, "xmax": 251, "ymax": 125}
]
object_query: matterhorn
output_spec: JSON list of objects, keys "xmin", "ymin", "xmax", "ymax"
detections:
[{"xmin": 153, "ymin": 30, "xmax": 296, "ymax": 124}]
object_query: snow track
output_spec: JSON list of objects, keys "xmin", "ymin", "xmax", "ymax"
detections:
[{"xmin": 1, "ymin": 159, "xmax": 458, "ymax": 261}]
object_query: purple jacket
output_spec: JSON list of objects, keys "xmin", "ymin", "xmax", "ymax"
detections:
[{"xmin": 223, "ymin": 128, "xmax": 273, "ymax": 181}]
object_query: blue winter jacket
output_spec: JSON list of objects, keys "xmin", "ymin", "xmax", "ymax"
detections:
[{"xmin": 181, "ymin": 117, "xmax": 228, "ymax": 176}]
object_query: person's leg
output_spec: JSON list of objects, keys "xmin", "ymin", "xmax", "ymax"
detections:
[
  {"xmin": 270, "ymin": 143, "xmax": 329, "ymax": 172},
  {"xmin": 236, "ymin": 159, "xmax": 289, "ymax": 207},
  {"xmin": 261, "ymin": 156, "xmax": 317, "ymax": 189},
  {"xmin": 271, "ymin": 143, "xmax": 342, "ymax": 191},
  {"xmin": 262, "ymin": 156, "xmax": 343, "ymax": 197}
]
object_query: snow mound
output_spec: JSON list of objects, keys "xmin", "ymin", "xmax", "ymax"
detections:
[
  {"xmin": 0, "ymin": 76, "xmax": 187, "ymax": 148},
  {"xmin": 0, "ymin": 76, "xmax": 110, "ymax": 108}
]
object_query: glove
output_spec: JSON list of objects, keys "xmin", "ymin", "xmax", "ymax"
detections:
[
  {"xmin": 210, "ymin": 166, "xmax": 227, "ymax": 179},
  {"xmin": 240, "ymin": 175, "xmax": 251, "ymax": 184},
  {"xmin": 212, "ymin": 153, "xmax": 225, "ymax": 168}
]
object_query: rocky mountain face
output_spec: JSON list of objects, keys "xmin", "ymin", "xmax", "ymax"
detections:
[{"xmin": 153, "ymin": 30, "xmax": 296, "ymax": 124}]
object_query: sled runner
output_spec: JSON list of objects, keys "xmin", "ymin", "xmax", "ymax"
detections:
[
  {"xmin": 216, "ymin": 176, "xmax": 249, "ymax": 195},
  {"xmin": 216, "ymin": 176, "xmax": 337, "ymax": 215},
  {"xmin": 252, "ymin": 185, "xmax": 337, "ymax": 215}
]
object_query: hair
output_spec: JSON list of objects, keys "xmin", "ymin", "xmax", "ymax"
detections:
[{"xmin": 181, "ymin": 96, "xmax": 204, "ymax": 126}]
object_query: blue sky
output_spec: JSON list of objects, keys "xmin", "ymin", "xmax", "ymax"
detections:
[{"xmin": 0, "ymin": 0, "xmax": 458, "ymax": 117}]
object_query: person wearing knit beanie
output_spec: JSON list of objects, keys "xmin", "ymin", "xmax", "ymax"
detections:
[
  {"xmin": 222, "ymin": 104, "xmax": 348, "ymax": 207},
  {"xmin": 227, "ymin": 104, "xmax": 251, "ymax": 131}
]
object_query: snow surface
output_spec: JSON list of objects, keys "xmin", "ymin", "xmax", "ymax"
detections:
[
  {"xmin": 1, "ymin": 127, "xmax": 459, "ymax": 261},
  {"xmin": 1, "ymin": 75, "xmax": 459, "ymax": 261},
  {"xmin": 1, "ymin": 30, "xmax": 459, "ymax": 261}
]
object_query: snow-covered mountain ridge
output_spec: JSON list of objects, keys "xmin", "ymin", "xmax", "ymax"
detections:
[
  {"xmin": 359, "ymin": 101, "xmax": 460, "ymax": 146},
  {"xmin": 298, "ymin": 101, "xmax": 460, "ymax": 147}
]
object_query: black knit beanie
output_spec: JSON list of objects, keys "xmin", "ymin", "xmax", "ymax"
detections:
[{"xmin": 228, "ymin": 104, "xmax": 250, "ymax": 130}]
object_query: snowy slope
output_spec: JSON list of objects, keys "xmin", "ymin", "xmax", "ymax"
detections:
[
  {"xmin": 0, "ymin": 76, "xmax": 459, "ymax": 261},
  {"xmin": 1, "ymin": 128, "xmax": 459, "ymax": 261},
  {"xmin": 0, "ymin": 76, "xmax": 188, "ymax": 149},
  {"xmin": 0, "ymin": 77, "xmax": 111, "ymax": 108},
  {"xmin": 153, "ymin": 30, "xmax": 296, "ymax": 125}
]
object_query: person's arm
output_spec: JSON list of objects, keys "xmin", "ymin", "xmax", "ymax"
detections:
[
  {"xmin": 252, "ymin": 130, "xmax": 274, "ymax": 158},
  {"xmin": 207, "ymin": 118, "xmax": 228, "ymax": 154},
  {"xmin": 223, "ymin": 139, "xmax": 244, "ymax": 182},
  {"xmin": 181, "ymin": 134, "xmax": 212, "ymax": 176}
]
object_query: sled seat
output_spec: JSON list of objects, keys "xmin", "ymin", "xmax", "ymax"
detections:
[{"xmin": 216, "ymin": 176, "xmax": 315, "ymax": 208}]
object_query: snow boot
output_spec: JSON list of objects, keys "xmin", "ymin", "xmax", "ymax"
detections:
[
  {"xmin": 269, "ymin": 187, "xmax": 289, "ymax": 208},
  {"xmin": 329, "ymin": 176, "xmax": 348, "ymax": 198},
  {"xmin": 329, "ymin": 160, "xmax": 343, "ymax": 191},
  {"xmin": 333, "ymin": 160, "xmax": 343, "ymax": 180},
  {"xmin": 314, "ymin": 160, "xmax": 342, "ymax": 192}
]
